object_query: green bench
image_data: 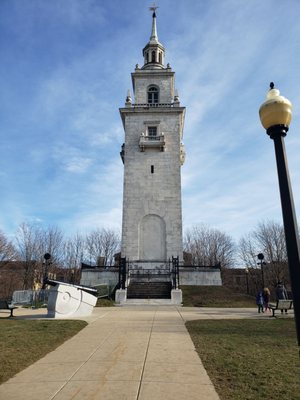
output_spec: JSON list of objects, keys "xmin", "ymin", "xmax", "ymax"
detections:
[
  {"xmin": 268, "ymin": 299, "xmax": 293, "ymax": 317},
  {"xmin": 0, "ymin": 300, "xmax": 17, "ymax": 317}
]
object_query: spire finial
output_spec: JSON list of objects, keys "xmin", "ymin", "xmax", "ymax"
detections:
[
  {"xmin": 270, "ymin": 82, "xmax": 275, "ymax": 90},
  {"xmin": 149, "ymin": 3, "xmax": 159, "ymax": 42},
  {"xmin": 142, "ymin": 3, "xmax": 165, "ymax": 69},
  {"xmin": 149, "ymin": 3, "xmax": 159, "ymax": 17}
]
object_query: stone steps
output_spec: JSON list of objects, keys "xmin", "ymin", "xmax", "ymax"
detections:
[{"xmin": 127, "ymin": 281, "xmax": 172, "ymax": 299}]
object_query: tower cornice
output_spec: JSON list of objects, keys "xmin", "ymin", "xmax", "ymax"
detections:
[{"xmin": 119, "ymin": 106, "xmax": 186, "ymax": 130}]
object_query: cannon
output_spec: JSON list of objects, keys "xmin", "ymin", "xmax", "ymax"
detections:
[{"xmin": 45, "ymin": 279, "xmax": 98, "ymax": 318}]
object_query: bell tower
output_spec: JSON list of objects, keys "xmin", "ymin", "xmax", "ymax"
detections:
[{"xmin": 119, "ymin": 9, "xmax": 186, "ymax": 268}]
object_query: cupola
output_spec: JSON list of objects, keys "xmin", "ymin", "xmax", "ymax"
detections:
[{"xmin": 142, "ymin": 8, "xmax": 165, "ymax": 70}]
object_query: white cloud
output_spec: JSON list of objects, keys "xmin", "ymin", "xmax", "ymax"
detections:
[
  {"xmin": 65, "ymin": 207, "xmax": 122, "ymax": 236},
  {"xmin": 51, "ymin": 146, "xmax": 92, "ymax": 174}
]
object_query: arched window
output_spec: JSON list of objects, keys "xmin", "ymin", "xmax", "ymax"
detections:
[
  {"xmin": 148, "ymin": 86, "xmax": 159, "ymax": 104},
  {"xmin": 151, "ymin": 50, "xmax": 156, "ymax": 63}
]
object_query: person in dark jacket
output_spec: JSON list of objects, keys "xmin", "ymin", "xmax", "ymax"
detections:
[
  {"xmin": 276, "ymin": 282, "xmax": 288, "ymax": 313},
  {"xmin": 256, "ymin": 290, "xmax": 264, "ymax": 313}
]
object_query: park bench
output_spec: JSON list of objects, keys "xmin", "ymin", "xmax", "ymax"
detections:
[
  {"xmin": 0, "ymin": 300, "xmax": 17, "ymax": 317},
  {"xmin": 268, "ymin": 299, "xmax": 293, "ymax": 317}
]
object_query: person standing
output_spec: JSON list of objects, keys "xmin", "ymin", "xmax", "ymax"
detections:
[
  {"xmin": 276, "ymin": 282, "xmax": 288, "ymax": 299},
  {"xmin": 256, "ymin": 290, "xmax": 264, "ymax": 313},
  {"xmin": 276, "ymin": 282, "xmax": 288, "ymax": 314},
  {"xmin": 263, "ymin": 287, "xmax": 270, "ymax": 312}
]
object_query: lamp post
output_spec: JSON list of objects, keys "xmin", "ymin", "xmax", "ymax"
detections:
[
  {"xmin": 259, "ymin": 82, "xmax": 300, "ymax": 352},
  {"xmin": 245, "ymin": 268, "xmax": 249, "ymax": 294},
  {"xmin": 257, "ymin": 253, "xmax": 266, "ymax": 288},
  {"xmin": 43, "ymin": 253, "xmax": 52, "ymax": 287}
]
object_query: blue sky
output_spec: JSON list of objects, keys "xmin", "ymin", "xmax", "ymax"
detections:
[{"xmin": 1, "ymin": 0, "xmax": 300, "ymax": 242}]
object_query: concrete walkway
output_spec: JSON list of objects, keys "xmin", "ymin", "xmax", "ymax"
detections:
[{"xmin": 0, "ymin": 306, "xmax": 293, "ymax": 400}]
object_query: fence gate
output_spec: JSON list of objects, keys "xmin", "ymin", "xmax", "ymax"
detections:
[{"xmin": 118, "ymin": 257, "xmax": 180, "ymax": 290}]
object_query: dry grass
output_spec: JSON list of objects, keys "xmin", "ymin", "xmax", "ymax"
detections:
[
  {"xmin": 181, "ymin": 285, "xmax": 255, "ymax": 307},
  {"xmin": 96, "ymin": 298, "xmax": 115, "ymax": 307},
  {"xmin": 0, "ymin": 319, "xmax": 87, "ymax": 384},
  {"xmin": 186, "ymin": 319, "xmax": 300, "ymax": 400}
]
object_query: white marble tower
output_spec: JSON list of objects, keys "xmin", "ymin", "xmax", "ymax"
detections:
[{"xmin": 119, "ymin": 10, "xmax": 185, "ymax": 266}]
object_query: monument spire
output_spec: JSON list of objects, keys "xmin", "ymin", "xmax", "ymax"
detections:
[
  {"xmin": 142, "ymin": 5, "xmax": 165, "ymax": 69},
  {"xmin": 149, "ymin": 5, "xmax": 158, "ymax": 43}
]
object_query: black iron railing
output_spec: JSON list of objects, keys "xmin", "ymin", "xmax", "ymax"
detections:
[
  {"xmin": 133, "ymin": 103, "xmax": 174, "ymax": 108},
  {"xmin": 119, "ymin": 258, "xmax": 181, "ymax": 290},
  {"xmin": 129, "ymin": 268, "xmax": 170, "ymax": 283}
]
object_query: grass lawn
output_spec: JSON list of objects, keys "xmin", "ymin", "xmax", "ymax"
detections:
[
  {"xmin": 0, "ymin": 319, "xmax": 87, "ymax": 384},
  {"xmin": 96, "ymin": 298, "xmax": 115, "ymax": 307},
  {"xmin": 186, "ymin": 319, "xmax": 300, "ymax": 400},
  {"xmin": 181, "ymin": 285, "xmax": 255, "ymax": 307}
]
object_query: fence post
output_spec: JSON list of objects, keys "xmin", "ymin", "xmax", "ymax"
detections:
[
  {"xmin": 120, "ymin": 257, "xmax": 127, "ymax": 289},
  {"xmin": 171, "ymin": 256, "xmax": 179, "ymax": 289}
]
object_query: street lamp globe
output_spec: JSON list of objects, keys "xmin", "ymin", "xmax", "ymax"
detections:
[
  {"xmin": 259, "ymin": 82, "xmax": 300, "ymax": 354},
  {"xmin": 259, "ymin": 82, "xmax": 292, "ymax": 134}
]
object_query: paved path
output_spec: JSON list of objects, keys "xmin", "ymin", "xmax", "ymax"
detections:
[{"xmin": 0, "ymin": 306, "xmax": 293, "ymax": 400}]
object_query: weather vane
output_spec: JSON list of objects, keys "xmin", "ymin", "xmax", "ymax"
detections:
[{"xmin": 149, "ymin": 3, "xmax": 158, "ymax": 13}]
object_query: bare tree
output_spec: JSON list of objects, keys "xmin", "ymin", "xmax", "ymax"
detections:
[
  {"xmin": 101, "ymin": 229, "xmax": 121, "ymax": 266},
  {"xmin": 85, "ymin": 228, "xmax": 120, "ymax": 266},
  {"xmin": 63, "ymin": 233, "xmax": 85, "ymax": 270},
  {"xmin": 183, "ymin": 224, "xmax": 236, "ymax": 268},
  {"xmin": 15, "ymin": 223, "xmax": 42, "ymax": 289},
  {"xmin": 63, "ymin": 233, "xmax": 85, "ymax": 282},
  {"xmin": 0, "ymin": 231, "xmax": 19, "ymax": 298},
  {"xmin": 40, "ymin": 226, "xmax": 64, "ymax": 267},
  {"xmin": 239, "ymin": 221, "xmax": 287, "ymax": 265},
  {"xmin": 0, "ymin": 230, "xmax": 16, "ymax": 262},
  {"xmin": 14, "ymin": 223, "xmax": 65, "ymax": 288},
  {"xmin": 238, "ymin": 220, "xmax": 289, "ymax": 289},
  {"xmin": 253, "ymin": 221, "xmax": 287, "ymax": 263},
  {"xmin": 238, "ymin": 234, "xmax": 259, "ymax": 269}
]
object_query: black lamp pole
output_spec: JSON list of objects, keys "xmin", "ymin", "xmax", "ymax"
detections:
[
  {"xmin": 245, "ymin": 268, "xmax": 249, "ymax": 294},
  {"xmin": 268, "ymin": 124, "xmax": 300, "ymax": 349},
  {"xmin": 43, "ymin": 253, "xmax": 51, "ymax": 287},
  {"xmin": 257, "ymin": 253, "xmax": 266, "ymax": 288},
  {"xmin": 259, "ymin": 83, "xmax": 300, "ymax": 352}
]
